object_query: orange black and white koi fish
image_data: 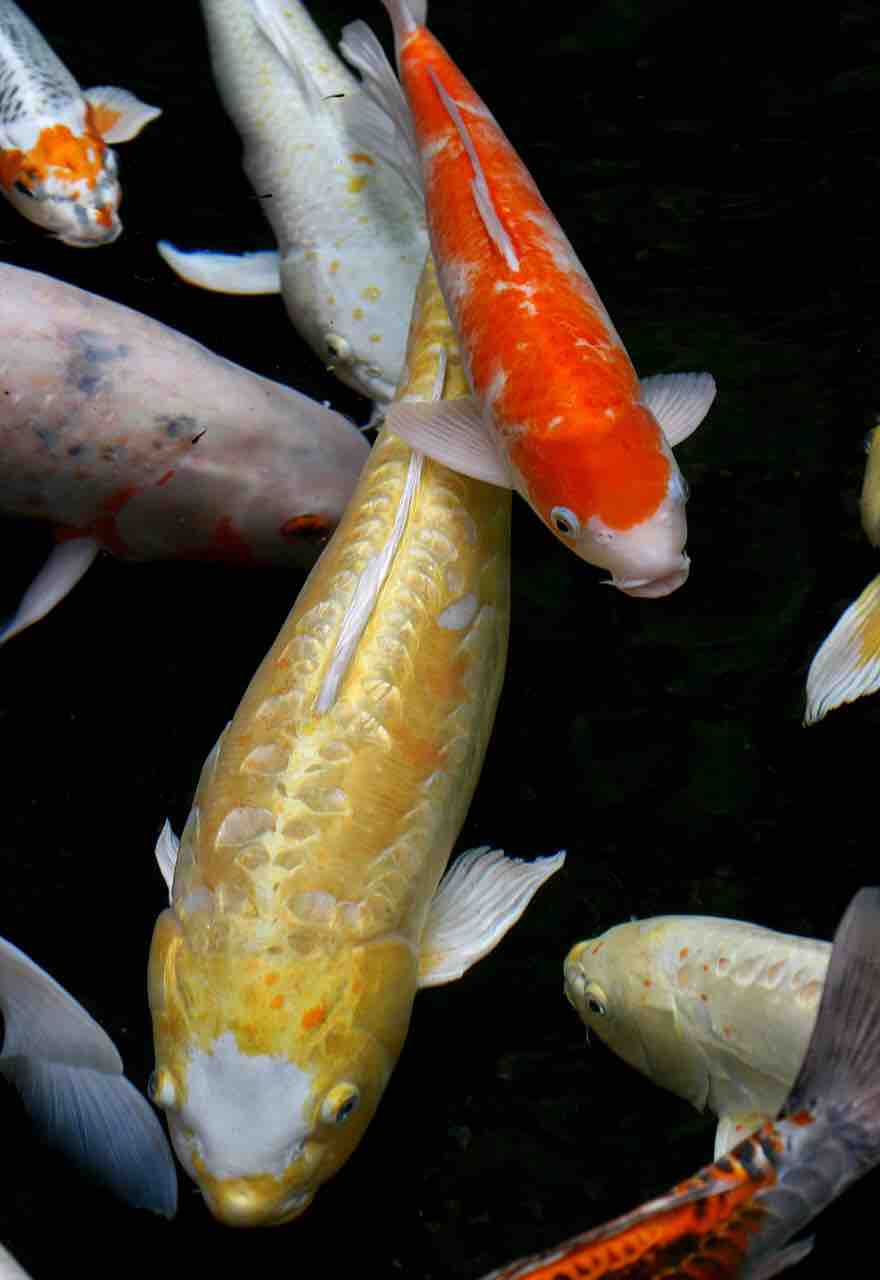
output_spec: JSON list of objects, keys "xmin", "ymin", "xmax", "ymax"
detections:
[
  {"xmin": 339, "ymin": 1, "xmax": 716, "ymax": 597},
  {"xmin": 0, "ymin": 929, "xmax": 176, "ymax": 1217},
  {"xmin": 0, "ymin": 263, "xmax": 369, "ymax": 644},
  {"xmin": 480, "ymin": 885, "xmax": 880, "ymax": 1280},
  {"xmin": 806, "ymin": 421, "xmax": 880, "ymax": 723},
  {"xmin": 0, "ymin": 0, "xmax": 160, "ymax": 245}
]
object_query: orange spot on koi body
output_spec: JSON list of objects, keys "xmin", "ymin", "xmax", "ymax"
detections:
[
  {"xmin": 788, "ymin": 1109, "xmax": 815, "ymax": 1127},
  {"xmin": 642, "ymin": 978, "xmax": 652, "ymax": 988},
  {"xmin": 15, "ymin": 122, "xmax": 107, "ymax": 191},
  {"xmin": 270, "ymin": 994, "xmax": 284, "ymax": 1010},
  {"xmin": 263, "ymin": 972, "xmax": 279, "ymax": 986},
  {"xmin": 349, "ymin": 153, "xmax": 374, "ymax": 165},
  {"xmin": 679, "ymin": 948, "xmax": 689, "ymax": 959},
  {"xmin": 301, "ymin": 1004, "xmax": 326, "ymax": 1030},
  {"xmin": 156, "ymin": 470, "xmax": 175, "ymax": 487},
  {"xmin": 280, "ymin": 513, "xmax": 334, "ymax": 541}
]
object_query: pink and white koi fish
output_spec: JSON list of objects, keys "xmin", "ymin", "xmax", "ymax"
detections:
[
  {"xmin": 0, "ymin": 0, "xmax": 160, "ymax": 245},
  {"xmin": 0, "ymin": 930, "xmax": 176, "ymax": 1217},
  {"xmin": 0, "ymin": 263, "xmax": 370, "ymax": 644},
  {"xmin": 339, "ymin": 1, "xmax": 716, "ymax": 596},
  {"xmin": 157, "ymin": 0, "xmax": 428, "ymax": 405},
  {"xmin": 806, "ymin": 421, "xmax": 880, "ymax": 723},
  {"xmin": 480, "ymin": 886, "xmax": 880, "ymax": 1280}
]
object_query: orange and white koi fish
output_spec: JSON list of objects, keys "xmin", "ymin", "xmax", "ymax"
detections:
[
  {"xmin": 339, "ymin": 1, "xmax": 716, "ymax": 597},
  {"xmin": 147, "ymin": 256, "xmax": 564, "ymax": 1225},
  {"xmin": 0, "ymin": 0, "xmax": 160, "ymax": 245},
  {"xmin": 806, "ymin": 421, "xmax": 880, "ymax": 723},
  {"xmin": 0, "ymin": 930, "xmax": 176, "ymax": 1217},
  {"xmin": 482, "ymin": 886, "xmax": 880, "ymax": 1280},
  {"xmin": 0, "ymin": 262, "xmax": 369, "ymax": 644}
]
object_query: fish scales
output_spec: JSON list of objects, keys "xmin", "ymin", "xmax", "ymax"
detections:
[{"xmin": 148, "ymin": 256, "xmax": 525, "ymax": 1223}]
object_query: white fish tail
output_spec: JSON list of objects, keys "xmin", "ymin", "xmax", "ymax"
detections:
[
  {"xmin": 804, "ymin": 574, "xmax": 880, "ymax": 723},
  {"xmin": 381, "ymin": 0, "xmax": 427, "ymax": 47}
]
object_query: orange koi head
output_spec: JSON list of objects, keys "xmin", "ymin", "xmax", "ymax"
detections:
[{"xmin": 0, "ymin": 112, "xmax": 122, "ymax": 246}]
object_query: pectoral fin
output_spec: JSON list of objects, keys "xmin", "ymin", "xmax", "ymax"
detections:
[
  {"xmin": 0, "ymin": 1242, "xmax": 32, "ymax": 1279},
  {"xmin": 418, "ymin": 847, "xmax": 566, "ymax": 987},
  {"xmin": 384, "ymin": 397, "xmax": 514, "ymax": 487},
  {"xmin": 154, "ymin": 821, "xmax": 179, "ymax": 903},
  {"xmin": 0, "ymin": 935, "xmax": 177, "ymax": 1217},
  {"xmin": 83, "ymin": 87, "xmax": 162, "ymax": 143},
  {"xmin": 805, "ymin": 574, "xmax": 880, "ymax": 724},
  {"xmin": 714, "ymin": 1109, "xmax": 770, "ymax": 1158},
  {"xmin": 0, "ymin": 537, "xmax": 99, "ymax": 647},
  {"xmin": 157, "ymin": 242, "xmax": 281, "ymax": 295},
  {"xmin": 640, "ymin": 371, "xmax": 716, "ymax": 447},
  {"xmin": 746, "ymin": 1239, "xmax": 814, "ymax": 1280}
]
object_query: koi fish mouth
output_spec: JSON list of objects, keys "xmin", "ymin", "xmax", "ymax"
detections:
[
  {"xmin": 612, "ymin": 559, "xmax": 690, "ymax": 599},
  {"xmin": 201, "ymin": 1179, "xmax": 315, "ymax": 1227}
]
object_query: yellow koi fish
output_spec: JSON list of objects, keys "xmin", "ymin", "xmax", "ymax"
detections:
[
  {"xmin": 806, "ymin": 421, "xmax": 880, "ymax": 722},
  {"xmin": 147, "ymin": 255, "xmax": 564, "ymax": 1226},
  {"xmin": 564, "ymin": 912, "xmax": 829, "ymax": 1158},
  {"xmin": 0, "ymin": 0, "xmax": 160, "ymax": 245}
]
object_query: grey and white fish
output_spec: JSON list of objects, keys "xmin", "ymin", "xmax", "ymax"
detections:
[
  {"xmin": 0, "ymin": 0, "xmax": 160, "ymax": 244},
  {"xmin": 157, "ymin": 0, "xmax": 429, "ymax": 405},
  {"xmin": 564, "ymin": 911, "xmax": 829, "ymax": 1157}
]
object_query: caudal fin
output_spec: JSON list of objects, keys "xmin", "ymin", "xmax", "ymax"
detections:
[
  {"xmin": 804, "ymin": 575, "xmax": 880, "ymax": 724},
  {"xmin": 783, "ymin": 887, "xmax": 880, "ymax": 1141}
]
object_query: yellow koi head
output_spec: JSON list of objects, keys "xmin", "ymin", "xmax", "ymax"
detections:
[
  {"xmin": 148, "ymin": 907, "xmax": 419, "ymax": 1226},
  {"xmin": 0, "ymin": 109, "xmax": 122, "ymax": 246}
]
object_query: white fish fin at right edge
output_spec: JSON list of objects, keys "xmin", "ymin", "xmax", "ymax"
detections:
[
  {"xmin": 155, "ymin": 821, "xmax": 179, "ymax": 903},
  {"xmin": 249, "ymin": 0, "xmax": 325, "ymax": 111},
  {"xmin": 0, "ymin": 1242, "xmax": 33, "ymax": 1280},
  {"xmin": 640, "ymin": 372, "xmax": 717, "ymax": 447},
  {"xmin": 385, "ymin": 396, "xmax": 514, "ymax": 487},
  {"xmin": 714, "ymin": 1109, "xmax": 770, "ymax": 1158},
  {"xmin": 426, "ymin": 66, "xmax": 520, "ymax": 273},
  {"xmin": 0, "ymin": 935, "xmax": 177, "ymax": 1217},
  {"xmin": 82, "ymin": 87, "xmax": 162, "ymax": 142},
  {"xmin": 746, "ymin": 1239, "xmax": 814, "ymax": 1280},
  {"xmin": 804, "ymin": 575, "xmax": 880, "ymax": 724},
  {"xmin": 338, "ymin": 21, "xmax": 424, "ymax": 204},
  {"xmin": 157, "ymin": 242, "xmax": 281, "ymax": 295},
  {"xmin": 417, "ymin": 847, "xmax": 566, "ymax": 987},
  {"xmin": 0, "ymin": 537, "xmax": 99, "ymax": 647}
]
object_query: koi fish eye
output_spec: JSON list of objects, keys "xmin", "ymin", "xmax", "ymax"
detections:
[
  {"xmin": 549, "ymin": 506, "xmax": 580, "ymax": 538},
  {"xmin": 321, "ymin": 1082, "xmax": 360, "ymax": 1126},
  {"xmin": 12, "ymin": 180, "xmax": 35, "ymax": 199},
  {"xmin": 583, "ymin": 981, "xmax": 608, "ymax": 1018}
]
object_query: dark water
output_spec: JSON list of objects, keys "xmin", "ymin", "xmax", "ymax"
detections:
[{"xmin": 1, "ymin": 0, "xmax": 879, "ymax": 1275}]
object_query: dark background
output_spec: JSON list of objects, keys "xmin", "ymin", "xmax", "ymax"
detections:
[{"xmin": 1, "ymin": 0, "xmax": 879, "ymax": 1275}]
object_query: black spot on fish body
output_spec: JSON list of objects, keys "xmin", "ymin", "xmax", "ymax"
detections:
[
  {"xmin": 64, "ymin": 330, "xmax": 129, "ymax": 397},
  {"xmin": 154, "ymin": 414, "xmax": 198, "ymax": 440}
]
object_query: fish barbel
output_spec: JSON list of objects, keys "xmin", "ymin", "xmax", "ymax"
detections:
[
  {"xmin": 339, "ymin": 1, "xmax": 716, "ymax": 595},
  {"xmin": 564, "ymin": 913, "xmax": 829, "ymax": 1158},
  {"xmin": 147, "ymin": 254, "xmax": 564, "ymax": 1226},
  {"xmin": 482, "ymin": 886, "xmax": 880, "ymax": 1280},
  {"xmin": 0, "ymin": 0, "xmax": 160, "ymax": 244}
]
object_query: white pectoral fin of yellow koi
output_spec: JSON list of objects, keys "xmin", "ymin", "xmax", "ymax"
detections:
[
  {"xmin": 417, "ymin": 847, "xmax": 566, "ymax": 988},
  {"xmin": 338, "ymin": 21, "xmax": 423, "ymax": 202},
  {"xmin": 0, "ymin": 935, "xmax": 177, "ymax": 1218},
  {"xmin": 639, "ymin": 371, "xmax": 717, "ymax": 448},
  {"xmin": 157, "ymin": 241, "xmax": 281, "ymax": 295},
  {"xmin": 0, "ymin": 537, "xmax": 98, "ymax": 647},
  {"xmin": 0, "ymin": 1242, "xmax": 32, "ymax": 1280},
  {"xmin": 384, "ymin": 398, "xmax": 514, "ymax": 487},
  {"xmin": 804, "ymin": 575, "xmax": 880, "ymax": 724},
  {"xmin": 155, "ymin": 821, "xmax": 179, "ymax": 903},
  {"xmin": 749, "ymin": 1240, "xmax": 816, "ymax": 1280},
  {"xmin": 714, "ymin": 1109, "xmax": 772, "ymax": 1159},
  {"xmin": 82, "ymin": 87, "xmax": 162, "ymax": 143}
]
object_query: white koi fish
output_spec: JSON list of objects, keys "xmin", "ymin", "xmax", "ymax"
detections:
[
  {"xmin": 157, "ymin": 0, "xmax": 429, "ymax": 405},
  {"xmin": 0, "ymin": 931, "xmax": 176, "ymax": 1216},
  {"xmin": 147, "ymin": 255, "xmax": 564, "ymax": 1225},
  {"xmin": 564, "ymin": 912, "xmax": 829, "ymax": 1158},
  {"xmin": 0, "ymin": 262, "xmax": 370, "ymax": 645},
  {"xmin": 806, "ymin": 421, "xmax": 880, "ymax": 723},
  {"xmin": 0, "ymin": 0, "xmax": 160, "ymax": 245}
]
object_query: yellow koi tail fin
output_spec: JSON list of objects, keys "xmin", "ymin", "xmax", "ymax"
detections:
[{"xmin": 805, "ymin": 574, "xmax": 880, "ymax": 724}]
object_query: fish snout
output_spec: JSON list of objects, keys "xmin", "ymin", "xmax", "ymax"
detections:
[
  {"xmin": 614, "ymin": 556, "xmax": 690, "ymax": 598},
  {"xmin": 203, "ymin": 1177, "xmax": 315, "ymax": 1227},
  {"xmin": 563, "ymin": 942, "xmax": 589, "ymax": 1009}
]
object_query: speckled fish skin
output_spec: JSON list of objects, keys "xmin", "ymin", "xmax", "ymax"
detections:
[
  {"xmin": 0, "ymin": 263, "xmax": 369, "ymax": 564},
  {"xmin": 191, "ymin": 0, "xmax": 429, "ymax": 402},
  {"xmin": 0, "ymin": 0, "xmax": 157, "ymax": 244},
  {"xmin": 147, "ymin": 257, "xmax": 513, "ymax": 1226},
  {"xmin": 564, "ymin": 914, "xmax": 829, "ymax": 1157},
  {"xmin": 483, "ymin": 887, "xmax": 880, "ymax": 1280}
]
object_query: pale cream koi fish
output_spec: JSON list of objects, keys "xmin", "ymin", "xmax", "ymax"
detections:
[
  {"xmin": 147, "ymin": 255, "xmax": 564, "ymax": 1226},
  {"xmin": 0, "ymin": 0, "xmax": 160, "ymax": 244},
  {"xmin": 158, "ymin": 0, "xmax": 428, "ymax": 405},
  {"xmin": 0, "ymin": 262, "xmax": 369, "ymax": 645},
  {"xmin": 564, "ymin": 912, "xmax": 829, "ymax": 1158},
  {"xmin": 0, "ymin": 931, "xmax": 176, "ymax": 1216},
  {"xmin": 806, "ymin": 420, "xmax": 880, "ymax": 723}
]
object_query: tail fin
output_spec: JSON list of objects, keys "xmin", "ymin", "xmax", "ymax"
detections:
[
  {"xmin": 783, "ymin": 887, "xmax": 880, "ymax": 1138},
  {"xmin": 804, "ymin": 575, "xmax": 880, "ymax": 724}
]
